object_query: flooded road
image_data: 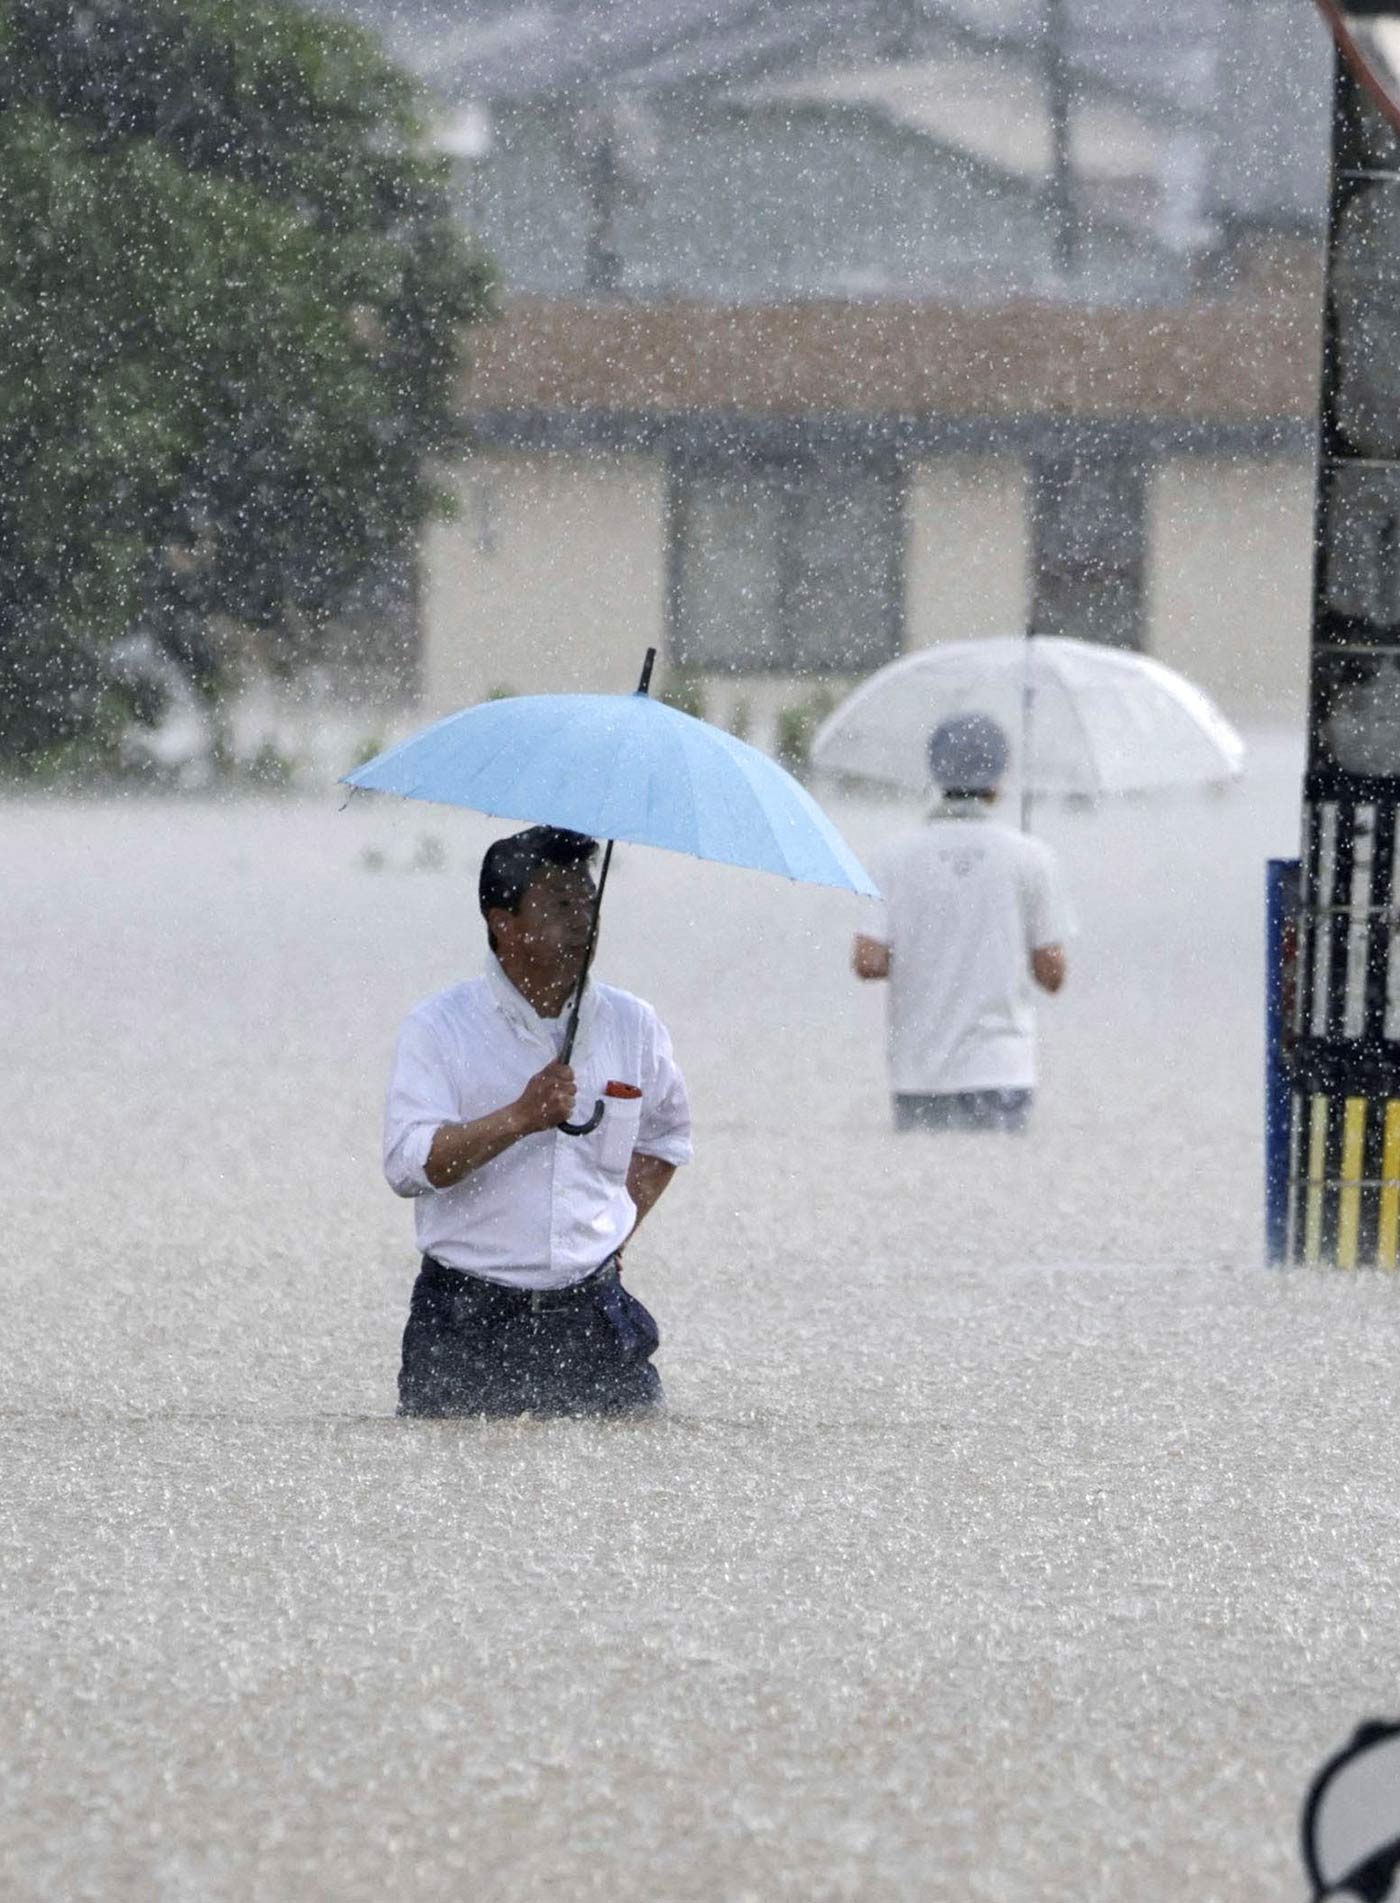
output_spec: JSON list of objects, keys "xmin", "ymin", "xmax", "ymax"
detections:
[{"xmin": 5, "ymin": 737, "xmax": 1399, "ymax": 1901}]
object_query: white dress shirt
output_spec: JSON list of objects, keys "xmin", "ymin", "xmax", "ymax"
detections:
[
  {"xmin": 869, "ymin": 803, "xmax": 1074, "ymax": 1095},
  {"xmin": 383, "ymin": 955, "xmax": 692, "ymax": 1289}
]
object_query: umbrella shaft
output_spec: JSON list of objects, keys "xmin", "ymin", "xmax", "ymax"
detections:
[
  {"xmin": 561, "ymin": 838, "xmax": 615, "ymax": 1066},
  {"xmin": 560, "ymin": 646, "xmax": 652, "ymax": 1062},
  {"xmin": 1020, "ymin": 633, "xmax": 1035, "ymax": 833}
]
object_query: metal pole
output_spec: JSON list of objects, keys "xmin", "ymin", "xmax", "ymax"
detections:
[
  {"xmin": 1020, "ymin": 631, "xmax": 1036, "ymax": 833},
  {"xmin": 1289, "ymin": 20, "xmax": 1400, "ymax": 1264},
  {"xmin": 557, "ymin": 649, "xmax": 657, "ymax": 1134},
  {"xmin": 1042, "ymin": 0, "xmax": 1076, "ymax": 280},
  {"xmin": 578, "ymin": 103, "xmax": 623, "ymax": 297},
  {"xmin": 1266, "ymin": 858, "xmax": 1300, "ymax": 1263},
  {"xmin": 559, "ymin": 838, "xmax": 615, "ymax": 1073}
]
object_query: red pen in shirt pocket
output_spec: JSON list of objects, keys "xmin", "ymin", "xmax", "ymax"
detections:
[{"xmin": 604, "ymin": 1080, "xmax": 643, "ymax": 1099}]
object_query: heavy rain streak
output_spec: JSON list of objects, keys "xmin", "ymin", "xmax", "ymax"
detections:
[{"xmin": 3, "ymin": 4, "xmax": 1393, "ymax": 1902}]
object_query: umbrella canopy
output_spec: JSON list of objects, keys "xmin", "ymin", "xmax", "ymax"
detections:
[
  {"xmin": 809, "ymin": 635, "xmax": 1245, "ymax": 799},
  {"xmin": 344, "ymin": 686, "xmax": 877, "ymax": 896},
  {"xmin": 345, "ymin": 664, "xmax": 876, "ymax": 1134}
]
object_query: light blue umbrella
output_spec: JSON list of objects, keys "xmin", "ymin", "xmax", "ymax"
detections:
[{"xmin": 344, "ymin": 650, "xmax": 876, "ymax": 1131}]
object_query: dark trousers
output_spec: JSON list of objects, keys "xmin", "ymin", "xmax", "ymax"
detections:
[
  {"xmin": 398, "ymin": 1255, "xmax": 662, "ymax": 1418},
  {"xmin": 894, "ymin": 1089, "xmax": 1033, "ymax": 1133}
]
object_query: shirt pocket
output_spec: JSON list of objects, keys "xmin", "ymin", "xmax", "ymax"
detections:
[{"xmin": 597, "ymin": 1095, "xmax": 644, "ymax": 1176}]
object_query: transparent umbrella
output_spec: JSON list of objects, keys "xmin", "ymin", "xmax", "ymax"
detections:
[{"xmin": 810, "ymin": 635, "xmax": 1245, "ymax": 822}]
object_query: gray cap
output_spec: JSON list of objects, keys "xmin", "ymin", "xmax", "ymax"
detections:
[{"xmin": 926, "ymin": 713, "xmax": 1009, "ymax": 791}]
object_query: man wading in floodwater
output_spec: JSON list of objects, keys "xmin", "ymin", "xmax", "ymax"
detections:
[
  {"xmin": 383, "ymin": 826, "xmax": 692, "ymax": 1416},
  {"xmin": 852, "ymin": 714, "xmax": 1072, "ymax": 1133}
]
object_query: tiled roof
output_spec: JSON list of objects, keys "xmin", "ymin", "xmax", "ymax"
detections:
[
  {"xmin": 463, "ymin": 268, "xmax": 1322, "ymax": 425},
  {"xmin": 320, "ymin": 0, "xmax": 1328, "ymax": 228}
]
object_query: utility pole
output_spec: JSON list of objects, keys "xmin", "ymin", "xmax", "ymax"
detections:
[
  {"xmin": 1290, "ymin": 5, "xmax": 1400, "ymax": 1263},
  {"xmin": 1042, "ymin": 0, "xmax": 1077, "ymax": 279},
  {"xmin": 573, "ymin": 103, "xmax": 624, "ymax": 297}
]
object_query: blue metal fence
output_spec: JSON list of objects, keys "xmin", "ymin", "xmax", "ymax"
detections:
[{"xmin": 1265, "ymin": 858, "xmax": 1300, "ymax": 1263}]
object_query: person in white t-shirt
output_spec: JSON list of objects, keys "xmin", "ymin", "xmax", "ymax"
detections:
[
  {"xmin": 383, "ymin": 825, "xmax": 692, "ymax": 1416},
  {"xmin": 851, "ymin": 713, "xmax": 1072, "ymax": 1133}
]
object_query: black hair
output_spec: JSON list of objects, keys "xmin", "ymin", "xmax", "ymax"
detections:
[{"xmin": 478, "ymin": 826, "xmax": 598, "ymax": 952}]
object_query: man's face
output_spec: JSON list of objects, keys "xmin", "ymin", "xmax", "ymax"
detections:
[{"xmin": 491, "ymin": 864, "xmax": 596, "ymax": 978}]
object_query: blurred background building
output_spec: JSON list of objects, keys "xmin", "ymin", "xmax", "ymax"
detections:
[{"xmin": 321, "ymin": 0, "xmax": 1331, "ymax": 732}]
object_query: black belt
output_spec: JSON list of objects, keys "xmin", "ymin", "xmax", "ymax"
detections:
[{"xmin": 421, "ymin": 1253, "xmax": 619, "ymax": 1314}]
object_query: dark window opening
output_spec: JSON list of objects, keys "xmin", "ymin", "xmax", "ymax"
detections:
[
  {"xmin": 1030, "ymin": 449, "xmax": 1146, "ymax": 649},
  {"xmin": 669, "ymin": 457, "xmax": 904, "ymax": 674}
]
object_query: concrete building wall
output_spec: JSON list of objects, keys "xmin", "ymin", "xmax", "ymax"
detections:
[
  {"xmin": 660, "ymin": 451, "xmax": 1033, "ymax": 750},
  {"xmin": 1147, "ymin": 456, "xmax": 1314, "ymax": 722},
  {"xmin": 422, "ymin": 450, "xmax": 667, "ymax": 716},
  {"xmin": 472, "ymin": 99, "xmax": 1185, "ymax": 305},
  {"xmin": 418, "ymin": 443, "xmax": 1314, "ymax": 735},
  {"xmin": 905, "ymin": 456, "xmax": 1030, "ymax": 648}
]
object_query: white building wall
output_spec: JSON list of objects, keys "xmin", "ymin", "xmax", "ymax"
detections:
[
  {"xmin": 697, "ymin": 457, "xmax": 1032, "ymax": 750},
  {"xmin": 418, "ymin": 443, "xmax": 1314, "ymax": 737},
  {"xmin": 905, "ymin": 456, "xmax": 1030, "ymax": 648},
  {"xmin": 1147, "ymin": 456, "xmax": 1314, "ymax": 723},
  {"xmin": 422, "ymin": 450, "xmax": 667, "ymax": 716}
]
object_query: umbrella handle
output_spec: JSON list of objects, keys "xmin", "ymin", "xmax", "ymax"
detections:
[{"xmin": 559, "ymin": 1099, "xmax": 605, "ymax": 1137}]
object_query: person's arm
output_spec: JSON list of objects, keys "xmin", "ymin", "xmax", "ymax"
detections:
[
  {"xmin": 619, "ymin": 1013, "xmax": 690, "ymax": 1260},
  {"xmin": 852, "ymin": 934, "xmax": 891, "ymax": 980},
  {"xmin": 624, "ymin": 1153, "xmax": 677, "ymax": 1240},
  {"xmin": 1023, "ymin": 841, "xmax": 1072, "ymax": 996},
  {"xmin": 1031, "ymin": 944, "xmax": 1067, "ymax": 994},
  {"xmin": 423, "ymin": 1061, "xmax": 577, "ymax": 1189}
]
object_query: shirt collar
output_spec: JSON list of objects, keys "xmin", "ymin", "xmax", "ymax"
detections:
[
  {"xmin": 484, "ymin": 951, "xmax": 599, "ymax": 1054},
  {"xmin": 926, "ymin": 795, "xmax": 993, "ymax": 822}
]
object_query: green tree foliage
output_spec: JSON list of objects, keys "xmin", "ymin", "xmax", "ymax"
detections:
[{"xmin": 0, "ymin": 0, "xmax": 493, "ymax": 761}]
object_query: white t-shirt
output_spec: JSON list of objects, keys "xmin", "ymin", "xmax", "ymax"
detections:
[
  {"xmin": 869, "ymin": 804, "xmax": 1073, "ymax": 1095},
  {"xmin": 383, "ymin": 956, "xmax": 692, "ymax": 1288}
]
